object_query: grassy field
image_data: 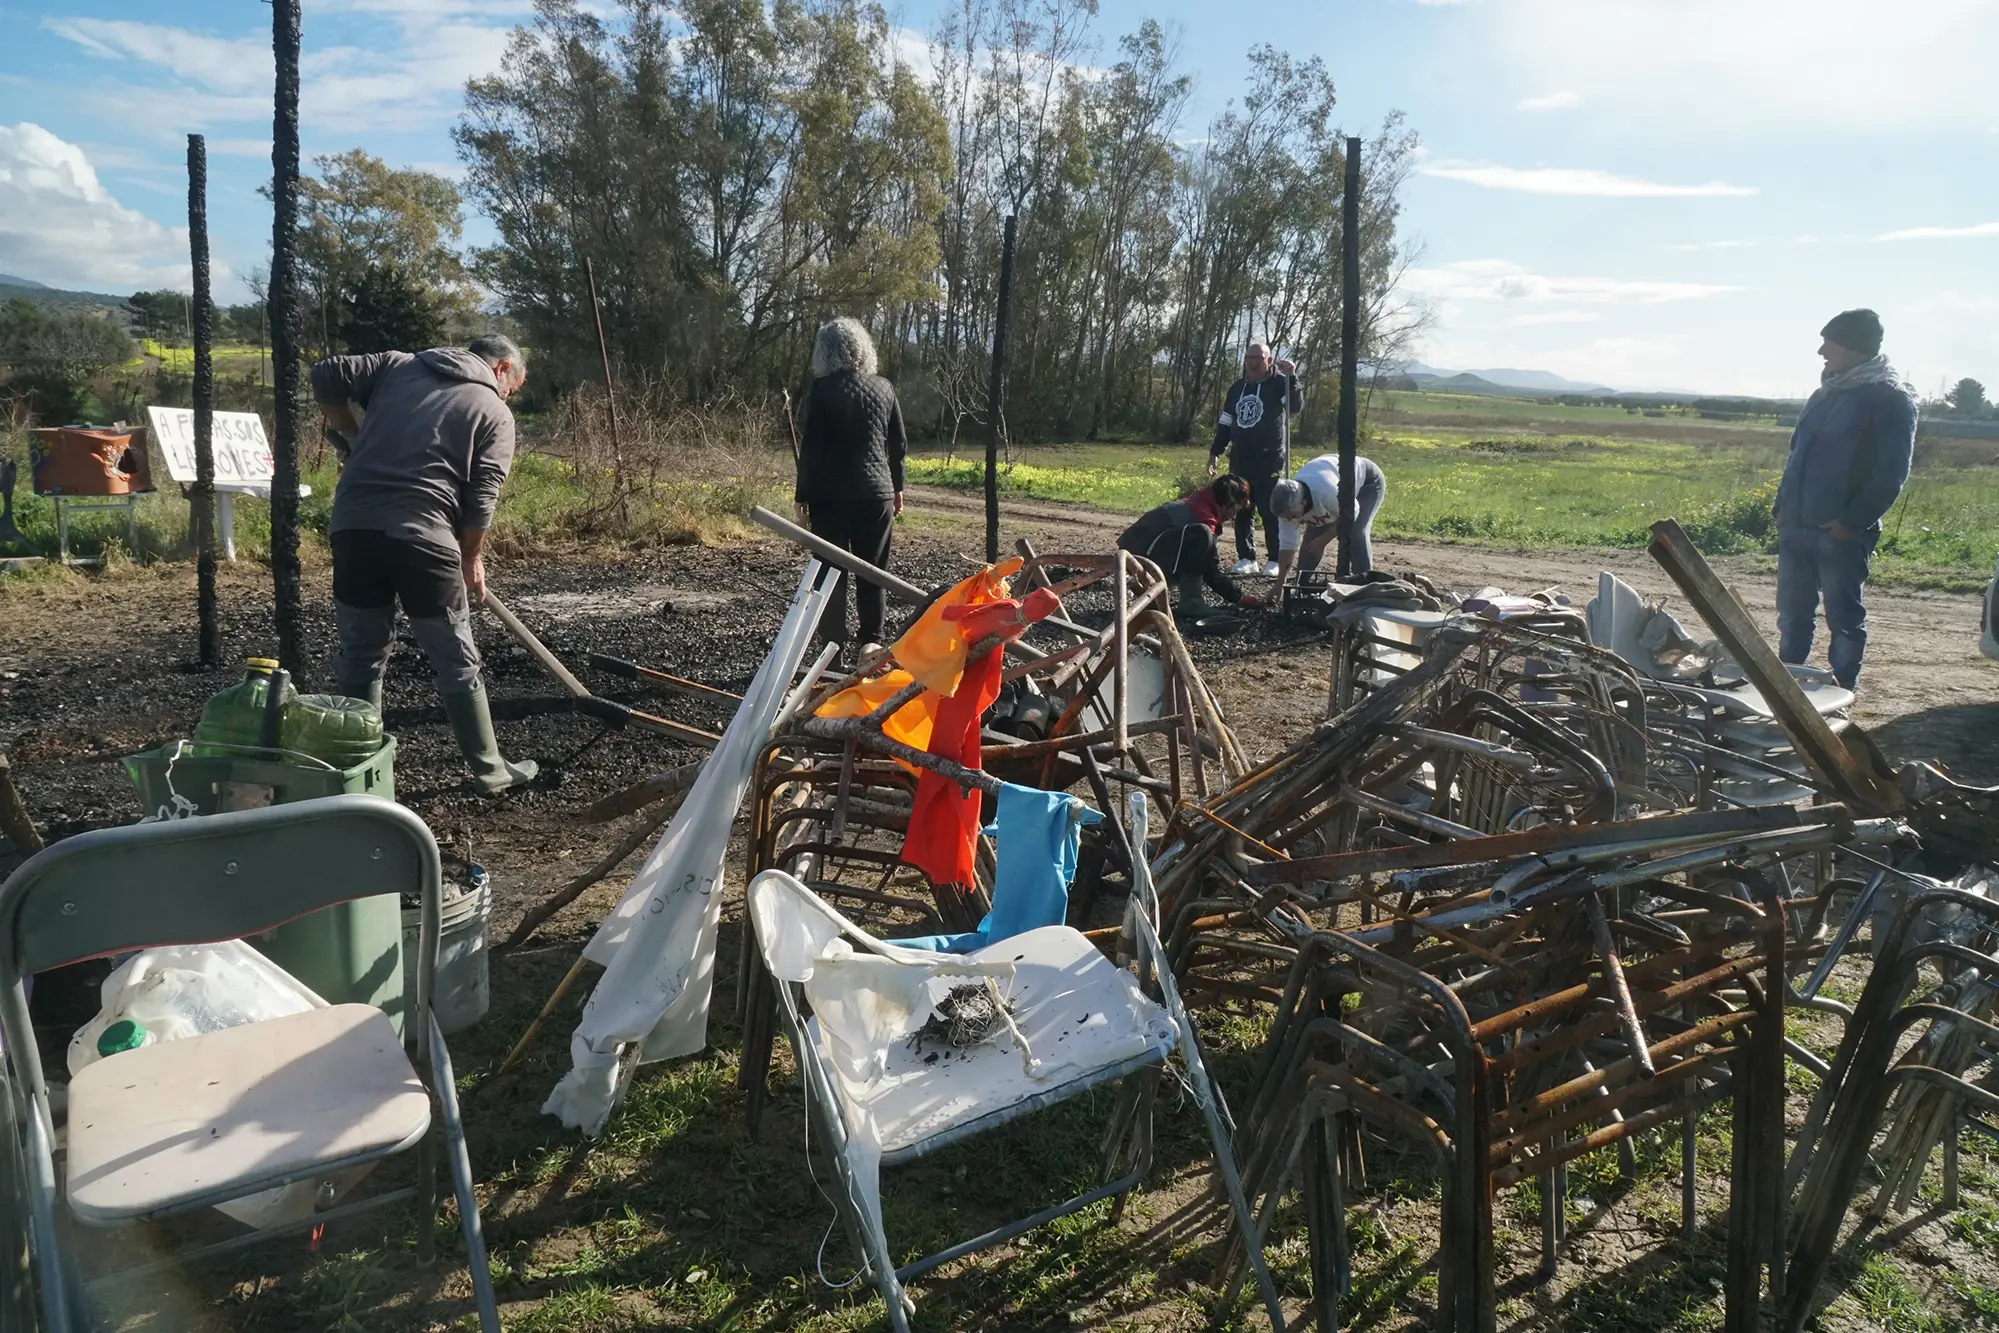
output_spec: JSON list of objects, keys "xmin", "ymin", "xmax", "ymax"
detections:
[
  {"xmin": 0, "ymin": 438, "xmax": 788, "ymax": 571},
  {"xmin": 9, "ymin": 389, "xmax": 1994, "ymax": 590},
  {"xmin": 907, "ymin": 392, "xmax": 1999, "ymax": 590}
]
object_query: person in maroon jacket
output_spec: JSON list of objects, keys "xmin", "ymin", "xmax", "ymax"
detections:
[{"xmin": 1117, "ymin": 475, "xmax": 1268, "ymax": 619}]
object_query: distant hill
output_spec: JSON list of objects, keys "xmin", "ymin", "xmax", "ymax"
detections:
[
  {"xmin": 0, "ymin": 275, "xmax": 132, "ymax": 322},
  {"xmin": 1393, "ymin": 361, "xmax": 1617, "ymax": 396}
]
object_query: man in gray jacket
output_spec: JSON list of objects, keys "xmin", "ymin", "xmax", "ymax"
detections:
[{"xmin": 312, "ymin": 335, "xmax": 537, "ymax": 793}]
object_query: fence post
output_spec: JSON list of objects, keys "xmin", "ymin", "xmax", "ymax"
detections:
[
  {"xmin": 1337, "ymin": 136, "xmax": 1361, "ymax": 581},
  {"xmin": 984, "ymin": 214, "xmax": 1019, "ymax": 564},
  {"xmin": 187, "ymin": 134, "xmax": 220, "ymax": 666},
  {"xmin": 268, "ymin": 0, "xmax": 306, "ymax": 672}
]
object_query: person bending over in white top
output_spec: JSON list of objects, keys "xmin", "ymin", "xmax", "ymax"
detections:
[{"xmin": 1267, "ymin": 453, "xmax": 1386, "ymax": 588}]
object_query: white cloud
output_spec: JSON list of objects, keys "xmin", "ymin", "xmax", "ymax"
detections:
[
  {"xmin": 1505, "ymin": 310, "xmax": 1602, "ymax": 327},
  {"xmin": 0, "ymin": 122, "xmax": 188, "ymax": 291},
  {"xmin": 42, "ymin": 18, "xmax": 272, "ymax": 96},
  {"xmin": 1877, "ymin": 222, "xmax": 1999, "ymax": 242},
  {"xmin": 1666, "ymin": 239, "xmax": 1754, "ymax": 251},
  {"xmin": 1517, "ymin": 90, "xmax": 1580, "ymax": 112},
  {"xmin": 1405, "ymin": 259, "xmax": 1740, "ymax": 305},
  {"xmin": 1494, "ymin": 0, "xmax": 1999, "ymax": 132},
  {"xmin": 41, "ymin": 7, "xmax": 515, "ymax": 137},
  {"xmin": 1420, "ymin": 163, "xmax": 1757, "ymax": 197}
]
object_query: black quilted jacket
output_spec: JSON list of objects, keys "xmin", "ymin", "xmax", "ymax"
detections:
[{"xmin": 796, "ymin": 369, "xmax": 907, "ymax": 504}]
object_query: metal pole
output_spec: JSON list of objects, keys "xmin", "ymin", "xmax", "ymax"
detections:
[
  {"xmin": 584, "ymin": 257, "xmax": 628, "ymax": 523},
  {"xmin": 1336, "ymin": 136, "xmax": 1361, "ymax": 580},
  {"xmin": 186, "ymin": 133, "xmax": 220, "ymax": 667},
  {"xmin": 985, "ymin": 214, "xmax": 1019, "ymax": 563},
  {"xmin": 268, "ymin": 0, "xmax": 305, "ymax": 672}
]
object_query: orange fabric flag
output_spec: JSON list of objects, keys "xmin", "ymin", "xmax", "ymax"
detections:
[{"xmin": 890, "ymin": 556, "xmax": 1025, "ymax": 698}]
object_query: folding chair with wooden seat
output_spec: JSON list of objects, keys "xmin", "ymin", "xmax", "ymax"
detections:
[
  {"xmin": 748, "ymin": 828, "xmax": 1288, "ymax": 1332},
  {"xmin": 0, "ymin": 794, "xmax": 500, "ymax": 1332}
]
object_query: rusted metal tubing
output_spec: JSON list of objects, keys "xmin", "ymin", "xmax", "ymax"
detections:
[
  {"xmin": 1497, "ymin": 1008, "xmax": 1757, "ymax": 1127},
  {"xmin": 1486, "ymin": 952, "xmax": 1768, "ymax": 1075},
  {"xmin": 1494, "ymin": 1083, "xmax": 1734, "ymax": 1187},
  {"xmin": 1588, "ymin": 891, "xmax": 1658, "ymax": 1079},
  {"xmin": 1488, "ymin": 1049, "xmax": 1731, "ymax": 1164}
]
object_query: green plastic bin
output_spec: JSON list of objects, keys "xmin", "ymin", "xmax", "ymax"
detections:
[{"xmin": 123, "ymin": 739, "xmax": 406, "ymax": 1032}]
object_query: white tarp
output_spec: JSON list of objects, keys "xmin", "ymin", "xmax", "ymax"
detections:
[{"xmin": 544, "ymin": 561, "xmax": 833, "ymax": 1136}]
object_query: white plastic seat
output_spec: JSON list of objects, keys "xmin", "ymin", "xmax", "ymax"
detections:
[
  {"xmin": 750, "ymin": 853, "xmax": 1286, "ymax": 1332},
  {"xmin": 807, "ymin": 925, "xmax": 1174, "ymax": 1157},
  {"xmin": 66, "ymin": 1004, "xmax": 429, "ymax": 1225}
]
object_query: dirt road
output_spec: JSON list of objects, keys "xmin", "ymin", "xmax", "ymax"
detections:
[{"xmin": 910, "ymin": 483, "xmax": 1999, "ymax": 782}]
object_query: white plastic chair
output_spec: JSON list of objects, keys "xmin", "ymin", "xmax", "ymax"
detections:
[
  {"xmin": 0, "ymin": 795, "xmax": 498, "ymax": 1331},
  {"xmin": 749, "ymin": 843, "xmax": 1287, "ymax": 1330}
]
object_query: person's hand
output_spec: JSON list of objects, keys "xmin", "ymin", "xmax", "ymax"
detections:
[
  {"xmin": 794, "ymin": 502, "xmax": 810, "ymax": 526},
  {"xmin": 892, "ymin": 491, "xmax": 905, "ymax": 516},
  {"xmin": 1206, "ymin": 456, "xmax": 1219, "ymax": 478},
  {"xmin": 461, "ymin": 553, "xmax": 487, "ymax": 607},
  {"xmin": 1820, "ymin": 519, "xmax": 1858, "ymax": 542},
  {"xmin": 1276, "ymin": 358, "xmax": 1297, "ymax": 377}
]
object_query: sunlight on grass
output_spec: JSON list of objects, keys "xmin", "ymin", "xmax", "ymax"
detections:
[{"xmin": 904, "ymin": 394, "xmax": 1999, "ymax": 589}]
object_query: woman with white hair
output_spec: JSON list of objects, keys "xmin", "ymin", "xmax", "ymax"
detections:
[{"xmin": 795, "ymin": 316, "xmax": 907, "ymax": 653}]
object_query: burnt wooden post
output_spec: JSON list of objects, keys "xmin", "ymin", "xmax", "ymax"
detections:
[
  {"xmin": 984, "ymin": 214, "xmax": 1019, "ymax": 563},
  {"xmin": 187, "ymin": 134, "xmax": 220, "ymax": 667},
  {"xmin": 1337, "ymin": 136, "xmax": 1362, "ymax": 579},
  {"xmin": 268, "ymin": 0, "xmax": 305, "ymax": 671}
]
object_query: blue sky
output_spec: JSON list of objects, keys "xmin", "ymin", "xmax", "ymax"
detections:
[{"xmin": 2, "ymin": 0, "xmax": 1994, "ymax": 396}]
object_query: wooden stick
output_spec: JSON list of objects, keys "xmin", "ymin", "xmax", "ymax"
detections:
[
  {"xmin": 0, "ymin": 752, "xmax": 43, "ymax": 856},
  {"xmin": 493, "ymin": 955, "xmax": 591, "ymax": 1080},
  {"xmin": 581, "ymin": 759, "xmax": 705, "ymax": 825},
  {"xmin": 499, "ymin": 793, "xmax": 687, "ymax": 950}
]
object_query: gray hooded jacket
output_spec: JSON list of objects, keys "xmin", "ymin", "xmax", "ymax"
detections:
[{"xmin": 313, "ymin": 347, "xmax": 516, "ymax": 546}]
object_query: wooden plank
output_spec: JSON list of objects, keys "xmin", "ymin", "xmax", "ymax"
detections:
[{"xmin": 1647, "ymin": 519, "xmax": 1901, "ymax": 814}]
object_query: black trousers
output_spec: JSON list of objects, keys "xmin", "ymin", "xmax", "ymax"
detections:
[
  {"xmin": 808, "ymin": 496, "xmax": 895, "ymax": 645},
  {"xmin": 330, "ymin": 529, "xmax": 483, "ymax": 694},
  {"xmin": 1232, "ymin": 454, "xmax": 1283, "ymax": 562}
]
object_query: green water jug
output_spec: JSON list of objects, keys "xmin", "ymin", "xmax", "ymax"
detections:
[
  {"xmin": 193, "ymin": 658, "xmax": 297, "ymax": 750},
  {"xmin": 281, "ymin": 694, "xmax": 384, "ymax": 769}
]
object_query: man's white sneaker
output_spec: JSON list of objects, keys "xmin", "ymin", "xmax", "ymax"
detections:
[
  {"xmin": 1261, "ymin": 560, "xmax": 1281, "ymax": 577},
  {"xmin": 1231, "ymin": 558, "xmax": 1258, "ymax": 575}
]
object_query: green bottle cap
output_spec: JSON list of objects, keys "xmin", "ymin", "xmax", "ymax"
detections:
[{"xmin": 97, "ymin": 1019, "xmax": 147, "ymax": 1056}]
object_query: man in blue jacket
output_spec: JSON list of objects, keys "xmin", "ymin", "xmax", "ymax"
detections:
[{"xmin": 1772, "ymin": 309, "xmax": 1919, "ymax": 690}]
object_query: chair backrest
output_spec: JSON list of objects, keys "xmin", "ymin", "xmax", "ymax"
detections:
[{"xmin": 0, "ymin": 794, "xmax": 439, "ymax": 980}]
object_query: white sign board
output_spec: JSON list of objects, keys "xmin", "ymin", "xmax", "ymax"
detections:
[{"xmin": 145, "ymin": 407, "xmax": 275, "ymax": 489}]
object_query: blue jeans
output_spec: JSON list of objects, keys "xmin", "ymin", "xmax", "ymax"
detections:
[{"xmin": 1776, "ymin": 524, "xmax": 1874, "ymax": 689}]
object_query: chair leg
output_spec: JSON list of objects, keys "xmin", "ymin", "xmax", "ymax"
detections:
[
  {"xmin": 431, "ymin": 1020, "xmax": 501, "ymax": 1332},
  {"xmin": 415, "ymin": 1120, "xmax": 439, "ymax": 1267},
  {"xmin": 1302, "ymin": 1114, "xmax": 1343, "ymax": 1333},
  {"xmin": 740, "ymin": 960, "xmax": 777, "ymax": 1141}
]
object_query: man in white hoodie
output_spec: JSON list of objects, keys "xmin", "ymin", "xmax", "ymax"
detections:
[{"xmin": 1267, "ymin": 452, "xmax": 1387, "ymax": 589}]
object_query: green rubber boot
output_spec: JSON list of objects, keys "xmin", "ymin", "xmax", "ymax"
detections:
[{"xmin": 442, "ymin": 683, "xmax": 539, "ymax": 794}]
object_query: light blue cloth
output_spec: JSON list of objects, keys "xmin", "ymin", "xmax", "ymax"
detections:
[{"xmin": 891, "ymin": 783, "xmax": 1103, "ymax": 954}]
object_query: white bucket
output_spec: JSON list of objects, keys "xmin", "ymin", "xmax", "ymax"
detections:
[{"xmin": 402, "ymin": 871, "xmax": 491, "ymax": 1036}]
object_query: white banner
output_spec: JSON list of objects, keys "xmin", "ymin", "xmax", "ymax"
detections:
[{"xmin": 144, "ymin": 407, "xmax": 275, "ymax": 488}]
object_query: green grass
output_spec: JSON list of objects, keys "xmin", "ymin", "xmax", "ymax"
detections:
[
  {"xmin": 904, "ymin": 392, "xmax": 1999, "ymax": 589},
  {"xmin": 0, "ymin": 442, "xmax": 784, "ymax": 569}
]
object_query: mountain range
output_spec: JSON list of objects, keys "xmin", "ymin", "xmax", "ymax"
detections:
[
  {"xmin": 1394, "ymin": 361, "xmax": 1619, "ymax": 396},
  {"xmin": 0, "ymin": 273, "xmax": 133, "ymax": 319}
]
